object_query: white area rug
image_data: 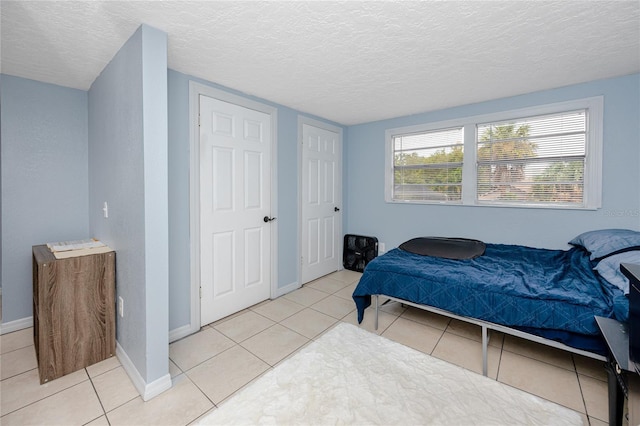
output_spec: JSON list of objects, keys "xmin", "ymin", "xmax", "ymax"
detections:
[{"xmin": 197, "ymin": 323, "xmax": 583, "ymax": 425}]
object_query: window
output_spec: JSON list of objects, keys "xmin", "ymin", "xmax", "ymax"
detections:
[
  {"xmin": 392, "ymin": 127, "xmax": 463, "ymax": 202},
  {"xmin": 476, "ymin": 110, "xmax": 588, "ymax": 206},
  {"xmin": 385, "ymin": 97, "xmax": 603, "ymax": 209}
]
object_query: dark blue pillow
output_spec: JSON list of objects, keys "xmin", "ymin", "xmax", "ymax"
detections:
[{"xmin": 570, "ymin": 229, "xmax": 640, "ymax": 261}]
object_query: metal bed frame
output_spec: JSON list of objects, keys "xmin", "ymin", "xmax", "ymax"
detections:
[{"xmin": 372, "ymin": 294, "xmax": 606, "ymax": 376}]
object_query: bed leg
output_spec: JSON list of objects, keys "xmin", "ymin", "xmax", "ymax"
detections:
[
  {"xmin": 482, "ymin": 325, "xmax": 488, "ymax": 377},
  {"xmin": 374, "ymin": 295, "xmax": 379, "ymax": 330}
]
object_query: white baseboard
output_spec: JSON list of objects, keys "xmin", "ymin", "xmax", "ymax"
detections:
[
  {"xmin": 116, "ymin": 341, "xmax": 172, "ymax": 401},
  {"xmin": 169, "ymin": 323, "xmax": 198, "ymax": 343},
  {"xmin": 0, "ymin": 316, "xmax": 33, "ymax": 335},
  {"xmin": 143, "ymin": 372, "xmax": 172, "ymax": 401},
  {"xmin": 274, "ymin": 281, "xmax": 300, "ymax": 298}
]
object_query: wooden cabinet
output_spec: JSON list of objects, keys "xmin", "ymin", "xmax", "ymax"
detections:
[{"xmin": 32, "ymin": 245, "xmax": 116, "ymax": 384}]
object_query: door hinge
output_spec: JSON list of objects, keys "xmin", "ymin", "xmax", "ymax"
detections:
[
  {"xmin": 198, "ymin": 114, "xmax": 201, "ymax": 127},
  {"xmin": 199, "ymin": 286, "xmax": 202, "ymax": 299}
]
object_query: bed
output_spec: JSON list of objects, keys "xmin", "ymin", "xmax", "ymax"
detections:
[{"xmin": 352, "ymin": 229, "xmax": 639, "ymax": 375}]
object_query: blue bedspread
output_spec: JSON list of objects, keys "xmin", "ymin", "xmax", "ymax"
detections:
[{"xmin": 353, "ymin": 244, "xmax": 628, "ymax": 338}]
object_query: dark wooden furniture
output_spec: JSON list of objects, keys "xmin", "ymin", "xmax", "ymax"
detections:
[
  {"xmin": 621, "ymin": 263, "xmax": 640, "ymax": 425},
  {"xmin": 596, "ymin": 260, "xmax": 640, "ymax": 426},
  {"xmin": 595, "ymin": 316, "xmax": 638, "ymax": 426},
  {"xmin": 32, "ymin": 245, "xmax": 116, "ymax": 384}
]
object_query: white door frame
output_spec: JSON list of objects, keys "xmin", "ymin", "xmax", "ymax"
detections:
[
  {"xmin": 297, "ymin": 116, "xmax": 343, "ymax": 285},
  {"xmin": 188, "ymin": 81, "xmax": 278, "ymax": 335}
]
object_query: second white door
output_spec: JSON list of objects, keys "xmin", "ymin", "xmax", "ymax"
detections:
[
  {"xmin": 200, "ymin": 95, "xmax": 272, "ymax": 325},
  {"xmin": 301, "ymin": 122, "xmax": 342, "ymax": 284}
]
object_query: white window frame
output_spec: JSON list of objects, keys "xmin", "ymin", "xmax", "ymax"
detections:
[{"xmin": 385, "ymin": 96, "xmax": 603, "ymax": 210}]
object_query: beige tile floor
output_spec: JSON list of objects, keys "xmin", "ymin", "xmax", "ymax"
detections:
[{"xmin": 0, "ymin": 270, "xmax": 614, "ymax": 425}]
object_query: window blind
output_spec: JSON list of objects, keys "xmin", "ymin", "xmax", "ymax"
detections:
[
  {"xmin": 476, "ymin": 110, "xmax": 587, "ymax": 206},
  {"xmin": 392, "ymin": 127, "xmax": 464, "ymax": 201}
]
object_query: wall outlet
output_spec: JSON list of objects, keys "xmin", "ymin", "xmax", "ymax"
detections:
[
  {"xmin": 103, "ymin": 201, "xmax": 109, "ymax": 218},
  {"xmin": 118, "ymin": 296, "xmax": 124, "ymax": 317},
  {"xmin": 379, "ymin": 242, "xmax": 386, "ymax": 253}
]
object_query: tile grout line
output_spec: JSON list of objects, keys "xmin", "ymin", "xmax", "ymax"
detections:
[
  {"xmin": 85, "ymin": 370, "xmax": 109, "ymax": 424},
  {"xmin": 572, "ymin": 356, "xmax": 609, "ymax": 425},
  {"xmin": 0, "ymin": 343, "xmax": 35, "ymax": 357},
  {"xmin": 87, "ymin": 360, "xmax": 150, "ymax": 423},
  {"xmin": 0, "ymin": 375, "xmax": 92, "ymax": 419},
  {"xmin": 571, "ymin": 355, "xmax": 592, "ymax": 425},
  {"xmin": 1, "ymin": 365, "xmax": 38, "ymax": 382},
  {"xmin": 177, "ymin": 371, "xmax": 219, "ymax": 412},
  {"xmin": 170, "ymin": 341, "xmax": 239, "ymax": 374},
  {"xmin": 428, "ymin": 324, "xmax": 448, "ymax": 357},
  {"xmin": 3, "ymin": 272, "xmax": 597, "ymax": 424},
  {"xmin": 494, "ymin": 338, "xmax": 504, "ymax": 383}
]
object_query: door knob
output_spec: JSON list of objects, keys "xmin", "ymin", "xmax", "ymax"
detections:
[
  {"xmin": 263, "ymin": 216, "xmax": 276, "ymax": 223},
  {"xmin": 334, "ymin": 207, "xmax": 340, "ymax": 212}
]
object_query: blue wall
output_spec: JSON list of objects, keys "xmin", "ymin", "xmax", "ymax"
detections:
[
  {"xmin": 4, "ymin": 46, "xmax": 636, "ymax": 358},
  {"xmin": 141, "ymin": 26, "xmax": 170, "ymax": 382},
  {"xmin": 0, "ymin": 66, "xmax": 344, "ymax": 341},
  {"xmin": 1, "ymin": 75, "xmax": 89, "ymax": 324},
  {"xmin": 88, "ymin": 25, "xmax": 169, "ymax": 384},
  {"xmin": 167, "ymin": 69, "xmax": 344, "ymax": 331},
  {"xmin": 345, "ymin": 74, "xmax": 640, "ymax": 250},
  {"xmin": 167, "ymin": 70, "xmax": 191, "ymax": 330}
]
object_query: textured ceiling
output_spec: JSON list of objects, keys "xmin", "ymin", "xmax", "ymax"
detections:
[{"xmin": 1, "ymin": 1, "xmax": 639, "ymax": 125}]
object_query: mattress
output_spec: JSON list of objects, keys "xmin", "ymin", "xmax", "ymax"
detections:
[{"xmin": 353, "ymin": 244, "xmax": 628, "ymax": 342}]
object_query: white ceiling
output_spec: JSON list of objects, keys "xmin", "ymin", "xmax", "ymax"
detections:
[{"xmin": 2, "ymin": 1, "xmax": 639, "ymax": 125}]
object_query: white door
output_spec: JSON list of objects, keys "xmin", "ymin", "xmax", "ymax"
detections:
[
  {"xmin": 200, "ymin": 95, "xmax": 272, "ymax": 325},
  {"xmin": 301, "ymin": 122, "xmax": 342, "ymax": 284}
]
